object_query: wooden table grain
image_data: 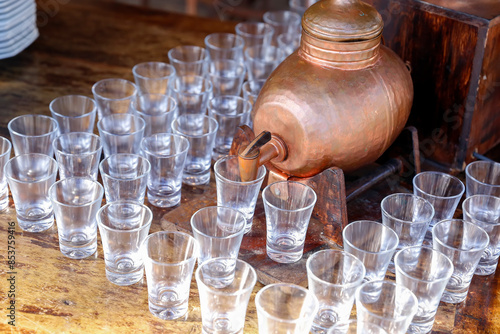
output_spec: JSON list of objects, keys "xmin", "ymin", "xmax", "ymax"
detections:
[{"xmin": 0, "ymin": 1, "xmax": 499, "ymax": 333}]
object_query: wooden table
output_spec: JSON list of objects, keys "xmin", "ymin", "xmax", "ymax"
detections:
[{"xmin": 0, "ymin": 1, "xmax": 499, "ymax": 333}]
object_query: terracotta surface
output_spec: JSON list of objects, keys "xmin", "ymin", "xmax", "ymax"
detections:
[{"xmin": 0, "ymin": 0, "xmax": 499, "ymax": 333}]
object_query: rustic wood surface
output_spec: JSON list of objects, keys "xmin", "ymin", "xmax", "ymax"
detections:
[{"xmin": 0, "ymin": 0, "xmax": 499, "ymax": 333}]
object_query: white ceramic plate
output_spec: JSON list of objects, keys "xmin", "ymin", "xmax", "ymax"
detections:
[{"xmin": 0, "ymin": 26, "xmax": 38, "ymax": 59}]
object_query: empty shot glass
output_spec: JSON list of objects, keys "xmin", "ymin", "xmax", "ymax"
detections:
[
  {"xmin": 208, "ymin": 59, "xmax": 246, "ymax": 96},
  {"xmin": 143, "ymin": 231, "xmax": 199, "ymax": 320},
  {"xmin": 97, "ymin": 113, "xmax": 146, "ymax": 157},
  {"xmin": 306, "ymin": 249, "xmax": 365, "ymax": 333},
  {"xmin": 0, "ymin": 137, "xmax": 12, "ymax": 211},
  {"xmin": 190, "ymin": 206, "xmax": 246, "ymax": 265},
  {"xmin": 235, "ymin": 22, "xmax": 274, "ymax": 49},
  {"xmin": 263, "ymin": 10, "xmax": 302, "ymax": 45},
  {"xmin": 132, "ymin": 61, "xmax": 176, "ymax": 95},
  {"xmin": 205, "ymin": 33, "xmax": 245, "ymax": 61},
  {"xmin": 395, "ymin": 246, "xmax": 454, "ymax": 334},
  {"xmin": 263, "ymin": 180, "xmax": 317, "ymax": 263},
  {"xmin": 465, "ymin": 160, "xmax": 500, "ymax": 197},
  {"xmin": 99, "ymin": 153, "xmax": 151, "ymax": 204},
  {"xmin": 49, "ymin": 95, "xmax": 97, "ymax": 134},
  {"xmin": 5, "ymin": 154, "xmax": 58, "ymax": 232},
  {"xmin": 171, "ymin": 75, "xmax": 213, "ymax": 116},
  {"xmin": 242, "ymin": 79, "xmax": 266, "ymax": 108},
  {"xmin": 92, "ymin": 78, "xmax": 137, "ymax": 120},
  {"xmin": 413, "ymin": 171, "xmax": 465, "ymax": 228},
  {"xmin": 328, "ymin": 320, "xmax": 388, "ymax": 334},
  {"xmin": 208, "ymin": 95, "xmax": 252, "ymax": 160},
  {"xmin": 49, "ymin": 177, "xmax": 103, "ymax": 259},
  {"xmin": 141, "ymin": 133, "xmax": 189, "ymax": 207},
  {"xmin": 8, "ymin": 114, "xmax": 59, "ymax": 157},
  {"xmin": 255, "ymin": 283, "xmax": 319, "ymax": 334},
  {"xmin": 462, "ymin": 194, "xmax": 500, "ymax": 275},
  {"xmin": 133, "ymin": 93, "xmax": 177, "ymax": 136},
  {"xmin": 245, "ymin": 45, "xmax": 284, "ymax": 81},
  {"xmin": 289, "ymin": 0, "xmax": 320, "ymax": 16},
  {"xmin": 342, "ymin": 220, "xmax": 399, "ymax": 282},
  {"xmin": 356, "ymin": 280, "xmax": 418, "ymax": 334},
  {"xmin": 97, "ymin": 201, "xmax": 153, "ymax": 285},
  {"xmin": 214, "ymin": 155, "xmax": 266, "ymax": 233},
  {"xmin": 172, "ymin": 114, "xmax": 218, "ymax": 186},
  {"xmin": 53, "ymin": 132, "xmax": 102, "ymax": 180},
  {"xmin": 196, "ymin": 258, "xmax": 257, "ymax": 334},
  {"xmin": 168, "ymin": 45, "xmax": 210, "ymax": 76},
  {"xmin": 277, "ymin": 30, "xmax": 302, "ymax": 58},
  {"xmin": 432, "ymin": 219, "xmax": 489, "ymax": 303}
]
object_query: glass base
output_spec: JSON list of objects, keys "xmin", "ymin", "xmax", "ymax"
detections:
[
  {"xmin": 441, "ymin": 290, "xmax": 467, "ymax": 304},
  {"xmin": 60, "ymin": 240, "xmax": 97, "ymax": 259},
  {"xmin": 266, "ymin": 245, "xmax": 303, "ymax": 264},
  {"xmin": 408, "ymin": 320, "xmax": 435, "ymax": 334},
  {"xmin": 17, "ymin": 214, "xmax": 54, "ymax": 232},
  {"xmin": 106, "ymin": 268, "xmax": 144, "ymax": 286},
  {"xmin": 474, "ymin": 260, "xmax": 499, "ymax": 276},
  {"xmin": 183, "ymin": 170, "xmax": 210, "ymax": 186},
  {"xmin": 148, "ymin": 189, "xmax": 181, "ymax": 208},
  {"xmin": 149, "ymin": 300, "xmax": 188, "ymax": 320}
]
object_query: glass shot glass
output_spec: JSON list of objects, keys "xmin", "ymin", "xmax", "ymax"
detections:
[
  {"xmin": 141, "ymin": 133, "xmax": 190, "ymax": 208},
  {"xmin": 5, "ymin": 153, "xmax": 58, "ymax": 232},
  {"xmin": 342, "ymin": 220, "xmax": 399, "ymax": 282},
  {"xmin": 0, "ymin": 137, "xmax": 12, "ymax": 211},
  {"xmin": 263, "ymin": 10, "xmax": 302, "ymax": 45},
  {"xmin": 133, "ymin": 93, "xmax": 177, "ymax": 136},
  {"xmin": 255, "ymin": 283, "xmax": 319, "ymax": 334},
  {"xmin": 171, "ymin": 114, "xmax": 218, "ymax": 186},
  {"xmin": 8, "ymin": 114, "xmax": 59, "ymax": 157},
  {"xmin": 132, "ymin": 61, "xmax": 176, "ymax": 95},
  {"xmin": 97, "ymin": 113, "xmax": 146, "ymax": 157},
  {"xmin": 168, "ymin": 45, "xmax": 210, "ymax": 76},
  {"xmin": 208, "ymin": 59, "xmax": 246, "ymax": 96},
  {"xmin": 97, "ymin": 201, "xmax": 152, "ymax": 286},
  {"xmin": 214, "ymin": 155, "xmax": 267, "ymax": 233},
  {"xmin": 262, "ymin": 180, "xmax": 317, "ymax": 263},
  {"xmin": 53, "ymin": 132, "xmax": 102, "ymax": 180},
  {"xmin": 306, "ymin": 249, "xmax": 365, "ymax": 333},
  {"xmin": 462, "ymin": 194, "xmax": 500, "ymax": 275},
  {"xmin": 413, "ymin": 171, "xmax": 465, "ymax": 228},
  {"xmin": 171, "ymin": 75, "xmax": 213, "ymax": 116},
  {"xmin": 49, "ymin": 177, "xmax": 103, "ymax": 259},
  {"xmin": 142, "ymin": 231, "xmax": 199, "ymax": 320},
  {"xmin": 432, "ymin": 219, "xmax": 489, "ymax": 303},
  {"xmin": 277, "ymin": 30, "xmax": 302, "ymax": 58},
  {"xmin": 49, "ymin": 95, "xmax": 97, "ymax": 134},
  {"xmin": 328, "ymin": 320, "xmax": 388, "ymax": 334},
  {"xmin": 356, "ymin": 280, "xmax": 418, "ymax": 334},
  {"xmin": 289, "ymin": 0, "xmax": 320, "ymax": 16},
  {"xmin": 196, "ymin": 258, "xmax": 257, "ymax": 334},
  {"xmin": 190, "ymin": 206, "xmax": 246, "ymax": 266},
  {"xmin": 208, "ymin": 95, "xmax": 252, "ymax": 160},
  {"xmin": 380, "ymin": 193, "xmax": 434, "ymax": 272},
  {"xmin": 235, "ymin": 22, "xmax": 274, "ymax": 49},
  {"xmin": 92, "ymin": 78, "xmax": 137, "ymax": 120},
  {"xmin": 99, "ymin": 153, "xmax": 151, "ymax": 204},
  {"xmin": 204, "ymin": 33, "xmax": 245, "ymax": 61},
  {"xmin": 394, "ymin": 246, "xmax": 454, "ymax": 334},
  {"xmin": 242, "ymin": 79, "xmax": 266, "ymax": 108},
  {"xmin": 465, "ymin": 160, "xmax": 500, "ymax": 197},
  {"xmin": 245, "ymin": 45, "xmax": 284, "ymax": 81}
]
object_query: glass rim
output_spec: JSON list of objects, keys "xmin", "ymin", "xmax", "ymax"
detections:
[
  {"xmin": 244, "ymin": 45, "xmax": 283, "ymax": 62},
  {"xmin": 143, "ymin": 231, "xmax": 199, "ymax": 266},
  {"xmin": 91, "ymin": 78, "xmax": 138, "ymax": 101},
  {"xmin": 171, "ymin": 115, "xmax": 219, "ymax": 138},
  {"xmin": 0, "ymin": 137, "xmax": 12, "ymax": 157},
  {"xmin": 53, "ymin": 132, "xmax": 103, "ymax": 157},
  {"xmin": 171, "ymin": 75, "xmax": 213, "ymax": 96},
  {"xmin": 394, "ymin": 246, "xmax": 454, "ymax": 283},
  {"xmin": 140, "ymin": 133, "xmax": 190, "ymax": 158},
  {"xmin": 48, "ymin": 176, "xmax": 104, "ymax": 208},
  {"xmin": 5, "ymin": 153, "xmax": 58, "ymax": 183},
  {"xmin": 262, "ymin": 180, "xmax": 317, "ymax": 213},
  {"xmin": 168, "ymin": 45, "xmax": 209, "ymax": 65},
  {"xmin": 96, "ymin": 200, "xmax": 153, "ymax": 233},
  {"xmin": 342, "ymin": 220, "xmax": 399, "ymax": 255},
  {"xmin": 213, "ymin": 155, "xmax": 267, "ymax": 186},
  {"xmin": 204, "ymin": 32, "xmax": 245, "ymax": 50},
  {"xmin": 133, "ymin": 94, "xmax": 177, "ymax": 116},
  {"xmin": 306, "ymin": 249, "xmax": 366, "ymax": 288},
  {"xmin": 462, "ymin": 194, "xmax": 500, "ymax": 226},
  {"xmin": 195, "ymin": 258, "xmax": 257, "ymax": 295},
  {"xmin": 263, "ymin": 10, "xmax": 302, "ymax": 26},
  {"xmin": 208, "ymin": 60, "xmax": 246, "ymax": 78},
  {"xmin": 49, "ymin": 95, "xmax": 97, "ymax": 119},
  {"xmin": 8, "ymin": 114, "xmax": 59, "ymax": 138},
  {"xmin": 208, "ymin": 96, "xmax": 252, "ymax": 117},
  {"xmin": 99, "ymin": 153, "xmax": 151, "ymax": 181},
  {"xmin": 235, "ymin": 22, "xmax": 274, "ymax": 38},
  {"xmin": 255, "ymin": 283, "xmax": 318, "ymax": 324},
  {"xmin": 355, "ymin": 280, "xmax": 418, "ymax": 322},
  {"xmin": 465, "ymin": 160, "xmax": 500, "ymax": 188},
  {"xmin": 97, "ymin": 113, "xmax": 146, "ymax": 136},
  {"xmin": 190, "ymin": 206, "xmax": 246, "ymax": 240},
  {"xmin": 380, "ymin": 193, "xmax": 435, "ymax": 225},
  {"xmin": 412, "ymin": 171, "xmax": 465, "ymax": 200},
  {"xmin": 431, "ymin": 219, "xmax": 490, "ymax": 252},
  {"xmin": 132, "ymin": 61, "xmax": 176, "ymax": 81}
]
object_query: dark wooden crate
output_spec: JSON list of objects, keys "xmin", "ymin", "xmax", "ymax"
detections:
[{"xmin": 365, "ymin": 0, "xmax": 500, "ymax": 171}]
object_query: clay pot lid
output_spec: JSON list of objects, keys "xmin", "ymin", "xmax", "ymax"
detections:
[{"xmin": 302, "ymin": 0, "xmax": 383, "ymax": 42}]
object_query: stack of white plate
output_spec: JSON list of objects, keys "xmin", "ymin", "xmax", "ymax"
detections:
[{"xmin": 0, "ymin": 0, "xmax": 38, "ymax": 59}]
